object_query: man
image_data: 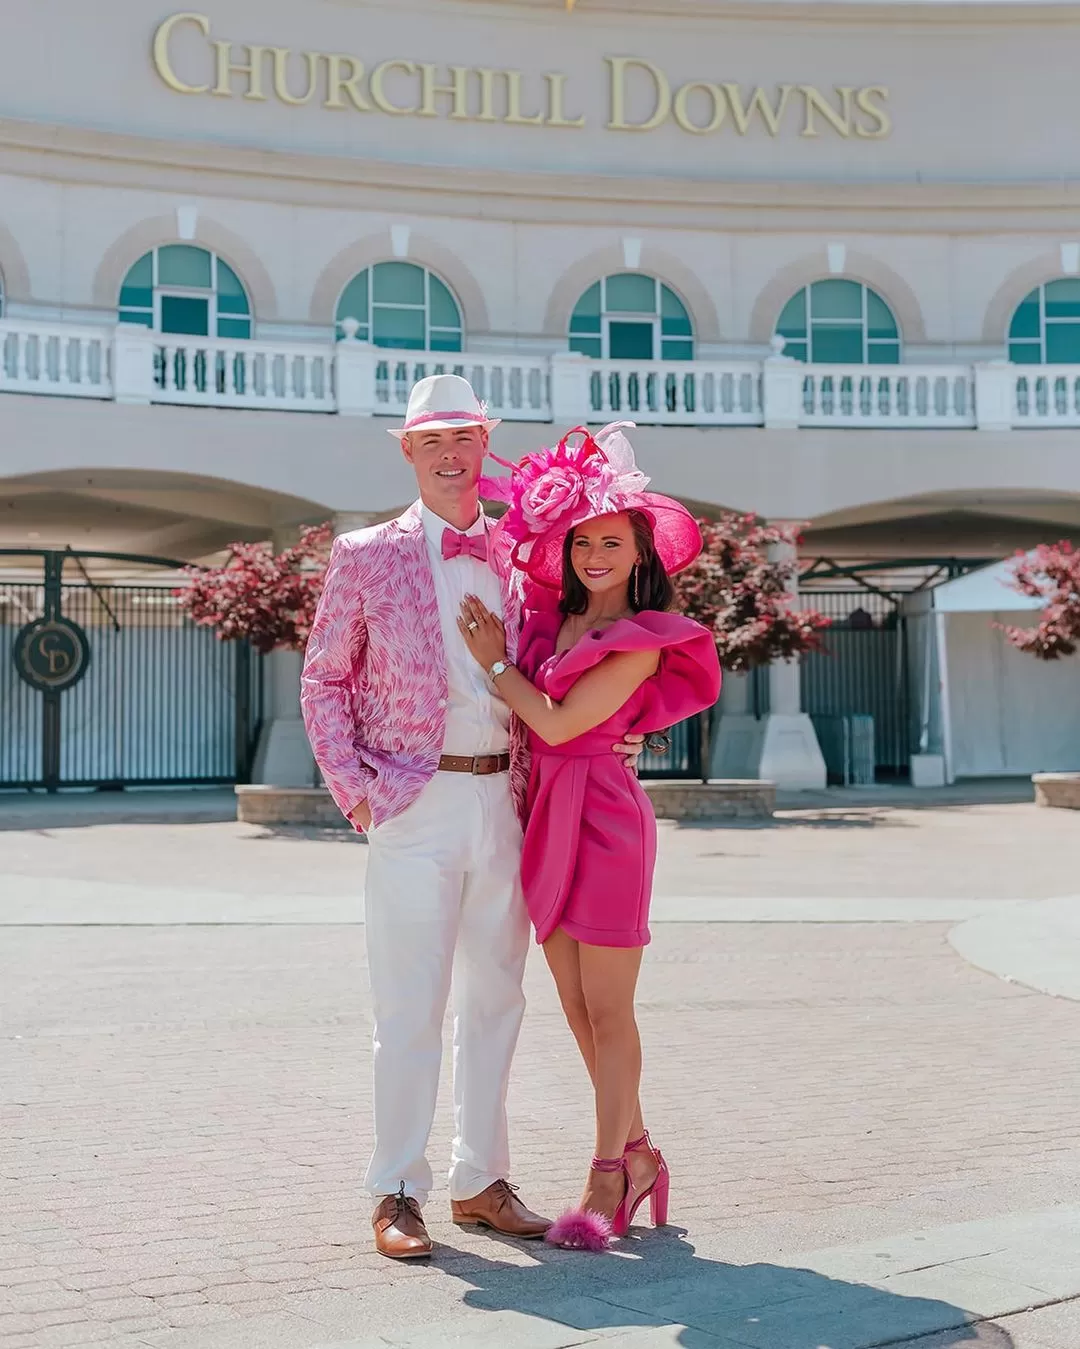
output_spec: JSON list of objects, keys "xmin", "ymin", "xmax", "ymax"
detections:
[{"xmin": 301, "ymin": 374, "xmax": 643, "ymax": 1259}]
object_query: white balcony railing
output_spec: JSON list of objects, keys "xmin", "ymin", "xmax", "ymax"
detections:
[
  {"xmin": 5, "ymin": 318, "xmax": 1080, "ymax": 432},
  {"xmin": 374, "ymin": 355, "xmax": 549, "ymax": 421},
  {"xmin": 798, "ymin": 365, "xmax": 975, "ymax": 429},
  {"xmin": 1012, "ymin": 367, "xmax": 1080, "ymax": 426},
  {"xmin": 584, "ymin": 358, "xmax": 761, "ymax": 426},
  {"xmin": 0, "ymin": 319, "xmax": 112, "ymax": 399},
  {"xmin": 152, "ymin": 336, "xmax": 334, "ymax": 412}
]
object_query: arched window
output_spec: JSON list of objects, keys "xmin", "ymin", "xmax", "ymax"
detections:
[
  {"xmin": 1009, "ymin": 279, "xmax": 1080, "ymax": 364},
  {"xmin": 569, "ymin": 274, "xmax": 694, "ymax": 361},
  {"xmin": 118, "ymin": 246, "xmax": 251, "ymax": 339},
  {"xmin": 776, "ymin": 279, "xmax": 900, "ymax": 364},
  {"xmin": 336, "ymin": 263, "xmax": 463, "ymax": 352}
]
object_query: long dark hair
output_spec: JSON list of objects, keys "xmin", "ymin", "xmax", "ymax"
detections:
[{"xmin": 560, "ymin": 509, "xmax": 675, "ymax": 616}]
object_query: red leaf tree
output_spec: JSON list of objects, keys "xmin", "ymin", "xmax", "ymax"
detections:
[
  {"xmin": 674, "ymin": 514, "xmax": 830, "ymax": 671},
  {"xmin": 1002, "ymin": 542, "xmax": 1080, "ymax": 661},
  {"xmin": 174, "ymin": 523, "xmax": 334, "ymax": 654}
]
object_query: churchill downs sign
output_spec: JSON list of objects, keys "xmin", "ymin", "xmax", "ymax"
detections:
[{"xmin": 152, "ymin": 12, "xmax": 892, "ymax": 140}]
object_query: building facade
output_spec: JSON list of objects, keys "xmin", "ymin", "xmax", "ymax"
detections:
[{"xmin": 3, "ymin": 0, "xmax": 1080, "ymax": 786}]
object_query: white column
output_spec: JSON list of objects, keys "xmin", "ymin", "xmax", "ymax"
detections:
[
  {"xmin": 761, "ymin": 336, "xmax": 804, "ymax": 430},
  {"xmin": 550, "ymin": 350, "xmax": 592, "ymax": 424},
  {"xmin": 251, "ymin": 526, "xmax": 316, "ymax": 788},
  {"xmin": 711, "ymin": 531, "xmax": 827, "ymax": 789},
  {"xmin": 113, "ymin": 325, "xmax": 158, "ymax": 405},
  {"xmin": 974, "ymin": 360, "xmax": 1014, "ymax": 431},
  {"xmin": 334, "ymin": 324, "xmax": 377, "ymax": 417}
]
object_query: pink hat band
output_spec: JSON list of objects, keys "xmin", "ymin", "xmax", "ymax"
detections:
[{"xmin": 403, "ymin": 409, "xmax": 489, "ymax": 430}]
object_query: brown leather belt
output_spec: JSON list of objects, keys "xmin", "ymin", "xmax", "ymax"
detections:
[{"xmin": 438, "ymin": 753, "xmax": 511, "ymax": 775}]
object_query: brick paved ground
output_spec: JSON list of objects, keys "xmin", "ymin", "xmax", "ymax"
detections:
[{"xmin": 2, "ymin": 800, "xmax": 1080, "ymax": 1347}]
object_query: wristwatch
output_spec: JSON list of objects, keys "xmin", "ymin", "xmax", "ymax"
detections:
[{"xmin": 489, "ymin": 660, "xmax": 512, "ymax": 680}]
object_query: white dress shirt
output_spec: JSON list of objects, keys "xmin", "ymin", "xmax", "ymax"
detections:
[{"xmin": 420, "ymin": 503, "xmax": 510, "ymax": 757}]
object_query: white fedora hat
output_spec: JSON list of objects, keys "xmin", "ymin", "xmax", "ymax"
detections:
[{"xmin": 387, "ymin": 373, "xmax": 501, "ymax": 437}]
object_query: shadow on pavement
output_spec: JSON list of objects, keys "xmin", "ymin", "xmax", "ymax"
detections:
[{"xmin": 436, "ymin": 1226, "xmax": 1015, "ymax": 1349}]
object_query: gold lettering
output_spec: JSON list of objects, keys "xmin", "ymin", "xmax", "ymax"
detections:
[
  {"xmin": 723, "ymin": 84, "xmax": 792, "ymax": 137},
  {"xmin": 544, "ymin": 72, "xmax": 585, "ymax": 128},
  {"xmin": 323, "ymin": 54, "xmax": 370, "ymax": 111},
  {"xmin": 504, "ymin": 70, "xmax": 545, "ymax": 125},
  {"xmin": 371, "ymin": 59, "xmax": 419, "ymax": 115},
  {"xmin": 418, "ymin": 64, "xmax": 471, "ymax": 119},
  {"xmin": 800, "ymin": 85, "xmax": 853, "ymax": 138},
  {"xmin": 271, "ymin": 47, "xmax": 319, "ymax": 106},
  {"xmin": 212, "ymin": 41, "xmax": 269, "ymax": 100},
  {"xmin": 607, "ymin": 56, "xmax": 670, "ymax": 132},
  {"xmin": 672, "ymin": 81, "xmax": 726, "ymax": 135},
  {"xmin": 855, "ymin": 85, "xmax": 891, "ymax": 138},
  {"xmin": 38, "ymin": 635, "xmax": 72, "ymax": 677},
  {"xmin": 474, "ymin": 68, "xmax": 498, "ymax": 122},
  {"xmin": 152, "ymin": 12, "xmax": 211, "ymax": 95}
]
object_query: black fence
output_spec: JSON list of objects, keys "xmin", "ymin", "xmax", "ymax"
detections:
[{"xmin": 1, "ymin": 550, "xmax": 263, "ymax": 791}]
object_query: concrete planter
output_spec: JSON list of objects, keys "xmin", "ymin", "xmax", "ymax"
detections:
[
  {"xmin": 1032, "ymin": 772, "xmax": 1080, "ymax": 810},
  {"xmin": 236, "ymin": 779, "xmax": 776, "ymax": 828}
]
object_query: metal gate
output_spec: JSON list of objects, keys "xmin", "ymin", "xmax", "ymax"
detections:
[{"xmin": 1, "ymin": 549, "xmax": 263, "ymax": 791}]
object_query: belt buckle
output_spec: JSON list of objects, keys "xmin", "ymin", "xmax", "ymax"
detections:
[{"xmin": 471, "ymin": 756, "xmax": 485, "ymax": 775}]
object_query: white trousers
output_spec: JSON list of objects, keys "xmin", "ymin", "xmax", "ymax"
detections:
[{"xmin": 362, "ymin": 771, "xmax": 529, "ymax": 1207}]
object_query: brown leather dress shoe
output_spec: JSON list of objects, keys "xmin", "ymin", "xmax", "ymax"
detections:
[
  {"xmin": 451, "ymin": 1180, "xmax": 552, "ymax": 1239},
  {"xmin": 372, "ymin": 1184, "xmax": 433, "ymax": 1259}
]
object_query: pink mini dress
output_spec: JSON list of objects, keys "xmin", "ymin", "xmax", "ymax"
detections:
[{"xmin": 517, "ymin": 609, "xmax": 722, "ymax": 948}]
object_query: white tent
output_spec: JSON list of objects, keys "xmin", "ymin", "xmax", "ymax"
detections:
[{"xmin": 903, "ymin": 556, "xmax": 1080, "ymax": 781}]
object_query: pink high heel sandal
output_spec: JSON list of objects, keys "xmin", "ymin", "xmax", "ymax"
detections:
[
  {"xmin": 623, "ymin": 1130, "xmax": 670, "ymax": 1229},
  {"xmin": 544, "ymin": 1155, "xmax": 629, "ymax": 1251}
]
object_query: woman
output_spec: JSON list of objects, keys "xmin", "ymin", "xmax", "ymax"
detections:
[{"xmin": 456, "ymin": 423, "xmax": 721, "ymax": 1248}]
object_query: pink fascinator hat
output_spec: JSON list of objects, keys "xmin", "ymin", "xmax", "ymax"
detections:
[{"xmin": 482, "ymin": 422, "xmax": 703, "ymax": 591}]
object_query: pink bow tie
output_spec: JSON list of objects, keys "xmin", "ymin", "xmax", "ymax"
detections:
[{"xmin": 441, "ymin": 528, "xmax": 488, "ymax": 563}]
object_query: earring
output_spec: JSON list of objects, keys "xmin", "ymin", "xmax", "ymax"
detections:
[{"xmin": 631, "ymin": 564, "xmax": 640, "ymax": 608}]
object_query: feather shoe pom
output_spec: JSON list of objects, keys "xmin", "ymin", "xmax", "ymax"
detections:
[{"xmin": 544, "ymin": 1208, "xmax": 613, "ymax": 1252}]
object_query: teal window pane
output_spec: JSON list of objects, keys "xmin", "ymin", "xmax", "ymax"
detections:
[
  {"xmin": 122, "ymin": 253, "xmax": 153, "ymax": 289},
  {"xmin": 570, "ymin": 313, "xmax": 601, "ymax": 336},
  {"xmin": 373, "ymin": 306, "xmax": 426, "ymax": 349},
  {"xmin": 1044, "ymin": 279, "xmax": 1080, "ymax": 321},
  {"xmin": 605, "ymin": 273, "xmax": 657, "ymax": 314},
  {"xmin": 866, "ymin": 291, "xmax": 898, "ymax": 341},
  {"xmin": 373, "ymin": 261, "xmax": 425, "ymax": 306},
  {"xmin": 867, "ymin": 342, "xmax": 900, "ymax": 365},
  {"xmin": 1045, "ymin": 322, "xmax": 1080, "ymax": 363},
  {"xmin": 661, "ymin": 314, "xmax": 693, "ymax": 339},
  {"xmin": 118, "ymin": 311, "xmax": 153, "ymax": 328},
  {"xmin": 430, "ymin": 331, "xmax": 463, "ymax": 353},
  {"xmin": 661, "ymin": 339, "xmax": 694, "ymax": 361},
  {"xmin": 608, "ymin": 321, "xmax": 654, "ymax": 360},
  {"xmin": 217, "ymin": 317, "xmax": 251, "ymax": 339},
  {"xmin": 158, "ymin": 245, "xmax": 212, "ymax": 289},
  {"xmin": 811, "ymin": 325, "xmax": 864, "ymax": 363},
  {"xmin": 216, "ymin": 260, "xmax": 249, "ymax": 313},
  {"xmin": 1009, "ymin": 293, "xmax": 1040, "ymax": 341},
  {"xmin": 336, "ymin": 272, "xmax": 370, "ymax": 326},
  {"xmin": 776, "ymin": 290, "xmax": 807, "ymax": 339},
  {"xmin": 428, "ymin": 276, "xmax": 461, "ymax": 331},
  {"xmin": 119, "ymin": 285, "xmax": 153, "ymax": 311},
  {"xmin": 660, "ymin": 285, "xmax": 691, "ymax": 323},
  {"xmin": 810, "ymin": 279, "xmax": 863, "ymax": 321},
  {"xmin": 572, "ymin": 282, "xmax": 601, "ymax": 322},
  {"xmin": 783, "ymin": 340, "xmax": 808, "ymax": 362},
  {"xmin": 569, "ymin": 335, "xmax": 602, "ymax": 358},
  {"xmin": 160, "ymin": 294, "xmax": 209, "ymax": 336},
  {"xmin": 1009, "ymin": 341, "xmax": 1042, "ymax": 364}
]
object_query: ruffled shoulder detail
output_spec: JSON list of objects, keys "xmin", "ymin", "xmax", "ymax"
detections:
[
  {"xmin": 544, "ymin": 612, "xmax": 722, "ymax": 731},
  {"xmin": 517, "ymin": 609, "xmax": 564, "ymax": 680}
]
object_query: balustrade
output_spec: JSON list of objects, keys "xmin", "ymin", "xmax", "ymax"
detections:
[
  {"xmin": 152, "ymin": 337, "xmax": 334, "ymax": 412},
  {"xmin": 0, "ymin": 320, "xmax": 111, "ymax": 398},
  {"xmin": 584, "ymin": 358, "xmax": 761, "ymax": 426},
  {"xmin": 797, "ymin": 365, "xmax": 975, "ymax": 429}
]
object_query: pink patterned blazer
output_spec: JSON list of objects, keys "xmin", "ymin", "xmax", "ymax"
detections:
[{"xmin": 301, "ymin": 501, "xmax": 529, "ymax": 830}]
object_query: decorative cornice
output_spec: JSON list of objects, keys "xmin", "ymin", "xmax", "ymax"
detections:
[{"xmin": 2, "ymin": 116, "xmax": 1080, "ymax": 234}]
